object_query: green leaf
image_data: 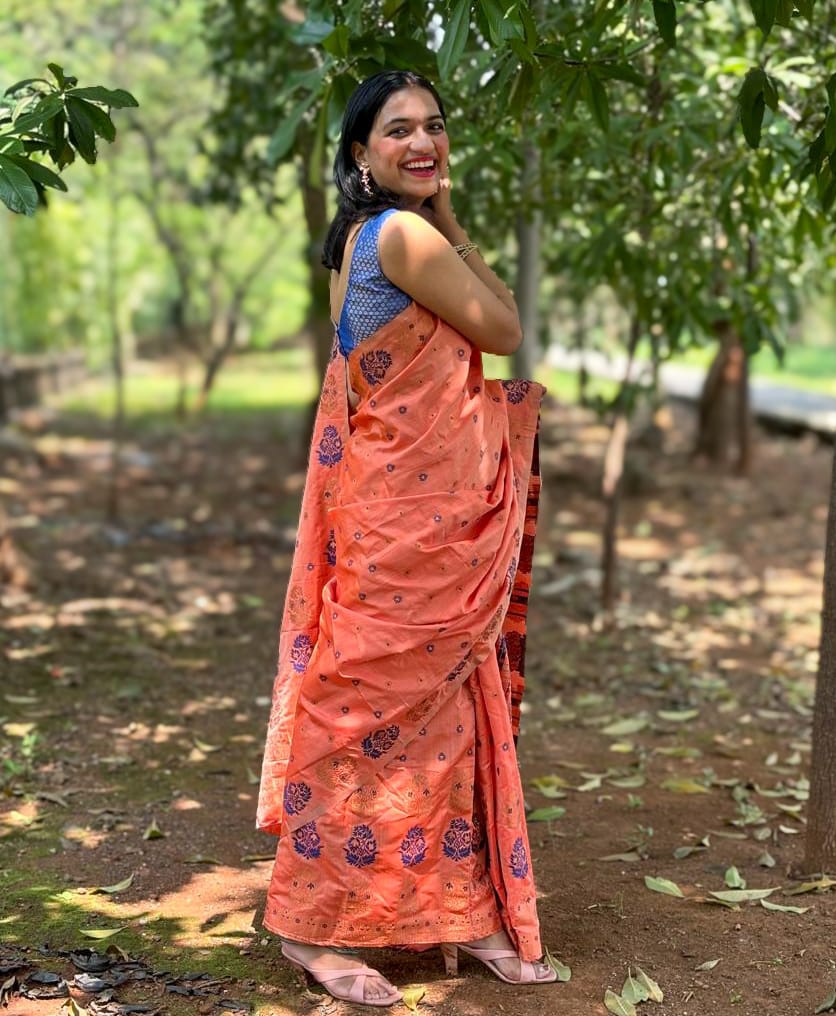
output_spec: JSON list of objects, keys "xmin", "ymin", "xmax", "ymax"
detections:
[
  {"xmin": 66, "ymin": 86, "xmax": 138, "ymax": 108},
  {"xmin": 604, "ymin": 989, "xmax": 637, "ymax": 1016},
  {"xmin": 784, "ymin": 877, "xmax": 836, "ymax": 895},
  {"xmin": 65, "ymin": 97, "xmax": 97, "ymax": 163},
  {"xmin": 530, "ymin": 774, "xmax": 570, "ymax": 796},
  {"xmin": 79, "ymin": 927, "xmax": 125, "ymax": 940},
  {"xmin": 673, "ymin": 844, "xmax": 706, "ymax": 859},
  {"xmin": 601, "ymin": 716, "xmax": 647, "ymax": 737},
  {"xmin": 759, "ymin": 899, "xmax": 810, "ymax": 915},
  {"xmin": 660, "ymin": 778, "xmax": 710, "ymax": 794},
  {"xmin": 83, "ymin": 869, "xmax": 134, "ymax": 894},
  {"xmin": 0, "ymin": 138, "xmax": 25, "ymax": 155},
  {"xmin": 652, "ymin": 0, "xmax": 677, "ymax": 48},
  {"xmin": 585, "ymin": 71, "xmax": 610, "ymax": 132},
  {"xmin": 749, "ymin": 0, "xmax": 778, "ymax": 37},
  {"xmin": 48, "ymin": 63, "xmax": 67, "ymax": 89},
  {"xmin": 67, "ymin": 97, "xmax": 115, "ymax": 143},
  {"xmin": 291, "ymin": 18, "xmax": 335, "ymax": 45},
  {"xmin": 544, "ymin": 948, "xmax": 571, "ymax": 981},
  {"xmin": 185, "ymin": 854, "xmax": 223, "ymax": 865},
  {"xmin": 479, "ymin": 0, "xmax": 521, "ymax": 44},
  {"xmin": 634, "ymin": 967, "xmax": 664, "ymax": 1002},
  {"xmin": 815, "ymin": 988, "xmax": 836, "ymax": 1014},
  {"xmin": 9, "ymin": 93, "xmax": 64, "ymax": 134},
  {"xmin": 266, "ymin": 90, "xmax": 318, "ymax": 164},
  {"xmin": 738, "ymin": 67, "xmax": 767, "ymax": 149},
  {"xmin": 695, "ymin": 958, "xmax": 721, "ymax": 971},
  {"xmin": 519, "ymin": 1, "xmax": 539, "ymax": 47},
  {"xmin": 97, "ymin": 873, "xmax": 134, "ymax": 894},
  {"xmin": 0, "ymin": 154, "xmax": 66, "ymax": 192},
  {"xmin": 644, "ymin": 875, "xmax": 684, "ymax": 898},
  {"xmin": 509, "ymin": 64, "xmax": 536, "ymax": 119},
  {"xmin": 825, "ymin": 112, "xmax": 836, "ymax": 157},
  {"xmin": 0, "ymin": 153, "xmax": 39, "ymax": 214},
  {"xmin": 656, "ymin": 709, "xmax": 699, "ymax": 723},
  {"xmin": 437, "ymin": 0, "xmax": 470, "ymax": 81},
  {"xmin": 608, "ymin": 774, "xmax": 646, "ymax": 789},
  {"xmin": 527, "ymin": 805, "xmax": 566, "ymax": 821},
  {"xmin": 774, "ymin": 0, "xmax": 793, "ymax": 26},
  {"xmin": 708, "ymin": 888, "xmax": 777, "ymax": 903},
  {"xmin": 321, "ymin": 25, "xmax": 351, "ymax": 59},
  {"xmin": 763, "ymin": 73, "xmax": 779, "ymax": 112},
  {"xmin": 4, "ymin": 77, "xmax": 50, "ymax": 96},
  {"xmin": 143, "ymin": 819, "xmax": 166, "ymax": 840},
  {"xmin": 724, "ymin": 866, "xmax": 746, "ymax": 889},
  {"xmin": 621, "ymin": 970, "xmax": 650, "ymax": 1005}
]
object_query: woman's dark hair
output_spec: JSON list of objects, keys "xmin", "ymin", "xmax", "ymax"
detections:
[{"xmin": 321, "ymin": 70, "xmax": 446, "ymax": 272}]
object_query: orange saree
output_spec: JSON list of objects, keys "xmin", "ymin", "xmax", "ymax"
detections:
[{"xmin": 258, "ymin": 301, "xmax": 545, "ymax": 960}]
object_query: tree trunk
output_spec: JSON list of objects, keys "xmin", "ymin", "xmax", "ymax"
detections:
[
  {"xmin": 296, "ymin": 130, "xmax": 333, "ymax": 458},
  {"xmin": 512, "ymin": 142, "xmax": 542, "ymax": 380},
  {"xmin": 694, "ymin": 321, "xmax": 751, "ymax": 474},
  {"xmin": 194, "ymin": 310, "xmax": 239, "ymax": 412},
  {"xmin": 105, "ymin": 163, "xmax": 125, "ymax": 524},
  {"xmin": 803, "ymin": 441, "xmax": 836, "ymax": 874},
  {"xmin": 601, "ymin": 413, "xmax": 629, "ymax": 612},
  {"xmin": 297, "ymin": 130, "xmax": 333, "ymax": 383},
  {"xmin": 600, "ymin": 318, "xmax": 641, "ymax": 613},
  {"xmin": 0, "ymin": 503, "xmax": 28, "ymax": 588},
  {"xmin": 572, "ymin": 303, "xmax": 589, "ymax": 406}
]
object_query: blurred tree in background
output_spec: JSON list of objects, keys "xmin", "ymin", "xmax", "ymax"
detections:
[{"xmin": 0, "ymin": 0, "xmax": 310, "ymax": 406}]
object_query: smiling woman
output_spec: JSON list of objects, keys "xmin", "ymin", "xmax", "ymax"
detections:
[{"xmin": 257, "ymin": 70, "xmax": 554, "ymax": 1007}]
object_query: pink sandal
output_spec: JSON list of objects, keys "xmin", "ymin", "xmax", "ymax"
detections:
[
  {"xmin": 281, "ymin": 941, "xmax": 403, "ymax": 1007},
  {"xmin": 441, "ymin": 942, "xmax": 557, "ymax": 985}
]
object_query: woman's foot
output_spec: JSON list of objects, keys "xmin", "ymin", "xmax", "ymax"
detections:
[
  {"xmin": 447, "ymin": 930, "xmax": 556, "ymax": 983},
  {"xmin": 281, "ymin": 939, "xmax": 402, "ymax": 1006}
]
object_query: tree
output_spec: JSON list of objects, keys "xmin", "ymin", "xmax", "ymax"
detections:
[
  {"xmin": 201, "ymin": 0, "xmax": 836, "ymax": 876},
  {"xmin": 0, "ymin": 64, "xmax": 137, "ymax": 586},
  {"xmin": 804, "ymin": 444, "xmax": 836, "ymax": 873}
]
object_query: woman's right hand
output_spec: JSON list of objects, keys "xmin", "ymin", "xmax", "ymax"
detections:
[{"xmin": 419, "ymin": 160, "xmax": 461, "ymax": 243}]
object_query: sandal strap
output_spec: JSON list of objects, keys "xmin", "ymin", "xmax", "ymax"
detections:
[{"xmin": 314, "ymin": 965, "xmax": 376, "ymax": 984}]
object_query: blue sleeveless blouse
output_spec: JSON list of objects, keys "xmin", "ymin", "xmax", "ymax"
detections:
[{"xmin": 336, "ymin": 209, "xmax": 411, "ymax": 357}]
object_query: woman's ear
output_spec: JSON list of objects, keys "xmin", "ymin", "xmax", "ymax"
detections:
[{"xmin": 351, "ymin": 141, "xmax": 367, "ymax": 167}]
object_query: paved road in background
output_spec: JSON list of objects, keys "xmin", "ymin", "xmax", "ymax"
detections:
[{"xmin": 546, "ymin": 346, "xmax": 836, "ymax": 437}]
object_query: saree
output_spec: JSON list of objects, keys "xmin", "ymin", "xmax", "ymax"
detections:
[{"xmin": 258, "ymin": 301, "xmax": 545, "ymax": 961}]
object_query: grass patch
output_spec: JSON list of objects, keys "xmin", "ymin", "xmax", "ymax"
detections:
[
  {"xmin": 637, "ymin": 341, "xmax": 836, "ymax": 396},
  {"xmin": 55, "ymin": 347, "xmax": 318, "ymax": 432}
]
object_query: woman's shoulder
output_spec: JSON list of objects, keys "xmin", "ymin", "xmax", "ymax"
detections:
[{"xmin": 379, "ymin": 208, "xmax": 448, "ymax": 257}]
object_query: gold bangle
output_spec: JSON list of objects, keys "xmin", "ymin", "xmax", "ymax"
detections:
[{"xmin": 454, "ymin": 241, "xmax": 479, "ymax": 260}]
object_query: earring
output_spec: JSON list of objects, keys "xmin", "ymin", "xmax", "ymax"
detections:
[{"xmin": 360, "ymin": 164, "xmax": 373, "ymax": 196}]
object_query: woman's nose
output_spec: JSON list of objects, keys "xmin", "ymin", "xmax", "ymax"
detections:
[{"xmin": 410, "ymin": 129, "xmax": 435, "ymax": 151}]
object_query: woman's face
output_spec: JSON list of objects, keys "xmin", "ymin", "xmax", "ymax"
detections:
[{"xmin": 352, "ymin": 86, "xmax": 449, "ymax": 210}]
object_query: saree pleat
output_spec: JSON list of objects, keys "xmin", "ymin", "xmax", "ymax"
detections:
[{"xmin": 258, "ymin": 302, "xmax": 545, "ymax": 960}]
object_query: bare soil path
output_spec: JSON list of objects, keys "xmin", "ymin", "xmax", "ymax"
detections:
[{"xmin": 2, "ymin": 395, "xmax": 834, "ymax": 1016}]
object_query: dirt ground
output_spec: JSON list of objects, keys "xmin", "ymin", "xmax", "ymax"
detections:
[{"xmin": 1, "ymin": 385, "xmax": 835, "ymax": 1016}]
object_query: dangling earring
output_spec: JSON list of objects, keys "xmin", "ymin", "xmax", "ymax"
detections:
[{"xmin": 360, "ymin": 163, "xmax": 373, "ymax": 196}]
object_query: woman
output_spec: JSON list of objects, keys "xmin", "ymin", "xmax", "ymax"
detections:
[{"xmin": 257, "ymin": 70, "xmax": 555, "ymax": 1007}]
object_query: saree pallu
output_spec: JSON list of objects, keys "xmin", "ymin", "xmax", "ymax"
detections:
[{"xmin": 258, "ymin": 302, "xmax": 545, "ymax": 961}]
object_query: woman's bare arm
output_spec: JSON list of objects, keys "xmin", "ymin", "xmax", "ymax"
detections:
[{"xmin": 379, "ymin": 210, "xmax": 522, "ymax": 356}]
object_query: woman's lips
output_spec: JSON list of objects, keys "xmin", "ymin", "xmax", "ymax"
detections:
[{"xmin": 401, "ymin": 159, "xmax": 436, "ymax": 178}]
